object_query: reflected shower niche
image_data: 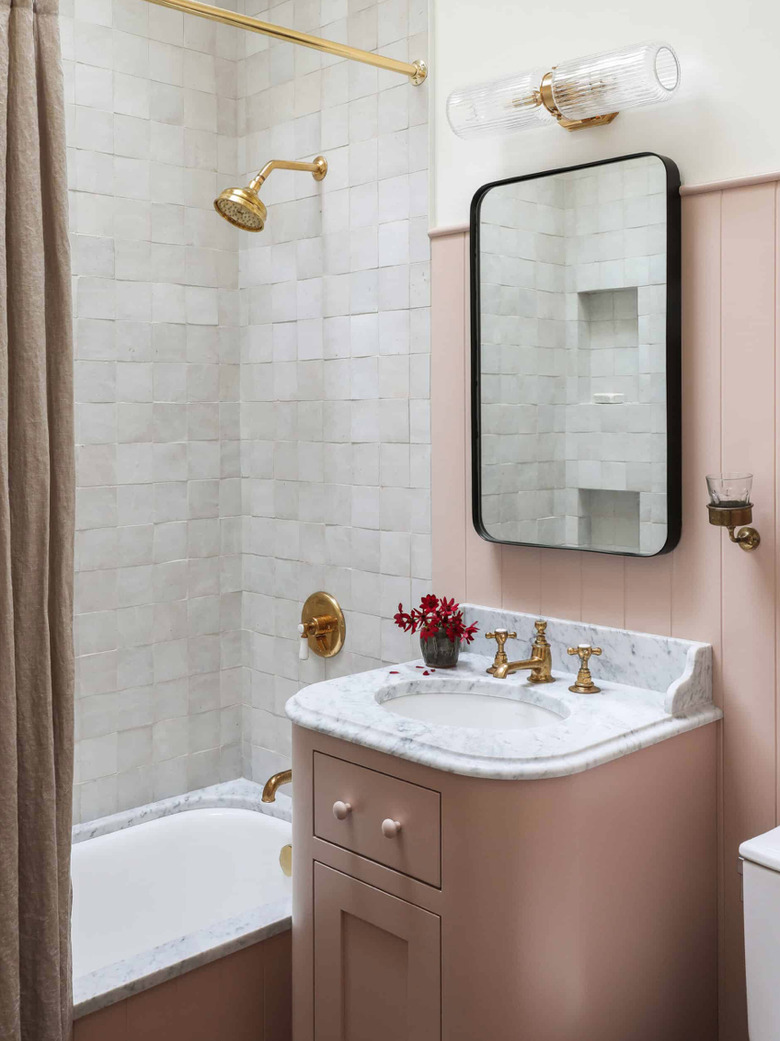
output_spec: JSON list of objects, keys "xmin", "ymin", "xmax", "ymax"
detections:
[{"xmin": 471, "ymin": 153, "xmax": 681, "ymax": 557}]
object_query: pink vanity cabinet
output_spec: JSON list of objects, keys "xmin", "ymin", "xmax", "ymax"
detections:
[{"xmin": 291, "ymin": 722, "xmax": 718, "ymax": 1041}]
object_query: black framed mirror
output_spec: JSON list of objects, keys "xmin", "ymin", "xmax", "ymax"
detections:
[{"xmin": 470, "ymin": 153, "xmax": 681, "ymax": 557}]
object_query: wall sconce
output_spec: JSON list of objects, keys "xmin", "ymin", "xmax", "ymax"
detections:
[
  {"xmin": 447, "ymin": 41, "xmax": 680, "ymax": 137},
  {"xmin": 706, "ymin": 474, "xmax": 761, "ymax": 552}
]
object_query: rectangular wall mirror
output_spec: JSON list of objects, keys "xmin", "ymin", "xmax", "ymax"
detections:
[{"xmin": 470, "ymin": 153, "xmax": 681, "ymax": 557}]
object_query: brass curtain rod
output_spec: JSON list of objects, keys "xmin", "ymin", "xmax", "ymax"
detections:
[{"xmin": 141, "ymin": 0, "xmax": 427, "ymax": 84}]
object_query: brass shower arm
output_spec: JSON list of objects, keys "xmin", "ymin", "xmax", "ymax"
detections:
[
  {"xmin": 140, "ymin": 0, "xmax": 427, "ymax": 84},
  {"xmin": 250, "ymin": 157, "xmax": 328, "ymax": 192}
]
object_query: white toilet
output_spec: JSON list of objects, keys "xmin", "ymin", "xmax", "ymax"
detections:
[{"xmin": 740, "ymin": 826, "xmax": 780, "ymax": 1039}]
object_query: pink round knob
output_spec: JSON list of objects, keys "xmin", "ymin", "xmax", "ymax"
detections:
[
  {"xmin": 381, "ymin": 818, "xmax": 402, "ymax": 839},
  {"xmin": 332, "ymin": 800, "xmax": 352, "ymax": 821}
]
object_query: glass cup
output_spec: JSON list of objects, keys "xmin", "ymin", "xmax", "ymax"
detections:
[{"xmin": 706, "ymin": 473, "xmax": 753, "ymax": 508}]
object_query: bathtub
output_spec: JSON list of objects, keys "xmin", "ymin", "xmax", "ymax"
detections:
[{"xmin": 71, "ymin": 780, "xmax": 292, "ymax": 1025}]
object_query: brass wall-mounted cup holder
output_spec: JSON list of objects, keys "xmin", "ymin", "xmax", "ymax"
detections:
[
  {"xmin": 298, "ymin": 591, "xmax": 346, "ymax": 659},
  {"xmin": 706, "ymin": 503, "xmax": 761, "ymax": 552},
  {"xmin": 706, "ymin": 473, "xmax": 761, "ymax": 552}
]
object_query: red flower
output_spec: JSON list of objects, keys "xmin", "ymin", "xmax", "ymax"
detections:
[
  {"xmin": 392, "ymin": 594, "xmax": 479, "ymax": 645},
  {"xmin": 393, "ymin": 603, "xmax": 414, "ymax": 632}
]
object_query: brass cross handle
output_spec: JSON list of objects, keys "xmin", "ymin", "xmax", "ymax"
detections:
[
  {"xmin": 567, "ymin": 644, "xmax": 602, "ymax": 694},
  {"xmin": 486, "ymin": 628, "xmax": 517, "ymax": 669}
]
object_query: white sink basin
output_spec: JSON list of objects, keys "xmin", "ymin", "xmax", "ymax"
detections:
[{"xmin": 377, "ymin": 679, "xmax": 567, "ymax": 730}]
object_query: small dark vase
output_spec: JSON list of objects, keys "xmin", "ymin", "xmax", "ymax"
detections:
[{"xmin": 419, "ymin": 630, "xmax": 460, "ymax": 669}]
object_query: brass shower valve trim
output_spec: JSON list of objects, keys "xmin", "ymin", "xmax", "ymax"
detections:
[
  {"xmin": 567, "ymin": 644, "xmax": 603, "ymax": 694},
  {"xmin": 298, "ymin": 591, "xmax": 346, "ymax": 660}
]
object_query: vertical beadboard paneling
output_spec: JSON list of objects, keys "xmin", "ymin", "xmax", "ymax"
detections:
[
  {"xmin": 720, "ymin": 183, "xmax": 777, "ymax": 1041},
  {"xmin": 673, "ymin": 191, "xmax": 723, "ymax": 647},
  {"xmin": 500, "ymin": 546, "xmax": 542, "ymax": 615},
  {"xmin": 676, "ymin": 189, "xmax": 726, "ymax": 1037},
  {"xmin": 539, "ymin": 549, "xmax": 583, "ymax": 621},
  {"xmin": 623, "ymin": 555, "xmax": 673, "ymax": 635},
  {"xmin": 775, "ymin": 182, "xmax": 780, "ymax": 818},
  {"xmin": 580, "ymin": 552, "xmax": 625, "ymax": 629},
  {"xmin": 430, "ymin": 180, "xmax": 780, "ymax": 1040},
  {"xmin": 462, "ymin": 234, "xmax": 504, "ymax": 608},
  {"xmin": 430, "ymin": 233, "xmax": 468, "ymax": 600}
]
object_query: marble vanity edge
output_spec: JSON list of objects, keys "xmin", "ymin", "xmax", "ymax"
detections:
[
  {"xmin": 285, "ymin": 698, "xmax": 723, "ymax": 781},
  {"xmin": 72, "ymin": 778, "xmax": 291, "ymax": 844},
  {"xmin": 665, "ymin": 644, "xmax": 713, "ymax": 716},
  {"xmin": 73, "ymin": 898, "xmax": 292, "ymax": 1019}
]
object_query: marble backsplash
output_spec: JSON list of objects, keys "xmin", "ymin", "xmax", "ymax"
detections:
[{"xmin": 461, "ymin": 602, "xmax": 711, "ymax": 715}]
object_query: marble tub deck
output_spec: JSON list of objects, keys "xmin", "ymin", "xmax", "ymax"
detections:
[
  {"xmin": 72, "ymin": 779, "xmax": 292, "ymax": 1019},
  {"xmin": 287, "ymin": 607, "xmax": 720, "ymax": 780}
]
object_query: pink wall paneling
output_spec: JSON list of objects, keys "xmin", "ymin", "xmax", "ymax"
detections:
[{"xmin": 430, "ymin": 175, "xmax": 780, "ymax": 1041}]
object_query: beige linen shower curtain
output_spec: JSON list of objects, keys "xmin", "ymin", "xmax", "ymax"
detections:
[{"xmin": 0, "ymin": 0, "xmax": 76, "ymax": 1038}]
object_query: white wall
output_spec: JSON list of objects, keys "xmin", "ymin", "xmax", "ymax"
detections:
[{"xmin": 432, "ymin": 0, "xmax": 780, "ymax": 226}]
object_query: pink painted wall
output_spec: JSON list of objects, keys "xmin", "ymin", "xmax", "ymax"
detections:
[{"xmin": 430, "ymin": 178, "xmax": 780, "ymax": 1041}]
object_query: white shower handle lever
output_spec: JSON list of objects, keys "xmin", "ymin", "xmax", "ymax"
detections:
[{"xmin": 298, "ymin": 623, "xmax": 309, "ymax": 659}]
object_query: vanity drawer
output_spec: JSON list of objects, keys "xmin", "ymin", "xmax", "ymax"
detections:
[{"xmin": 313, "ymin": 752, "xmax": 441, "ymax": 887}]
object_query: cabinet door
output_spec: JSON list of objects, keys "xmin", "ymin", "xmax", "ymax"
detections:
[{"xmin": 313, "ymin": 863, "xmax": 441, "ymax": 1041}]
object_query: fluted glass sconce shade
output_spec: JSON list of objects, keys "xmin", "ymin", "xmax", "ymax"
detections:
[
  {"xmin": 551, "ymin": 43, "xmax": 680, "ymax": 121},
  {"xmin": 447, "ymin": 68, "xmax": 550, "ymax": 139},
  {"xmin": 447, "ymin": 41, "xmax": 681, "ymax": 137}
]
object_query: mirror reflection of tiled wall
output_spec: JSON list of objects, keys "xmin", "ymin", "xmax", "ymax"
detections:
[{"xmin": 479, "ymin": 155, "xmax": 667, "ymax": 554}]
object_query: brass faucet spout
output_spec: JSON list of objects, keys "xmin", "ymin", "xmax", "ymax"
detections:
[
  {"xmin": 262, "ymin": 769, "xmax": 292, "ymax": 802},
  {"xmin": 487, "ymin": 620, "xmax": 554, "ymax": 683},
  {"xmin": 493, "ymin": 655, "xmax": 545, "ymax": 681}
]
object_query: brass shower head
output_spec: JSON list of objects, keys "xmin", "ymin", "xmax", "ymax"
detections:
[{"xmin": 214, "ymin": 155, "xmax": 328, "ymax": 233}]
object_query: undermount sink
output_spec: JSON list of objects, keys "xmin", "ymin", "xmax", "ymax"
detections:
[{"xmin": 376, "ymin": 678, "xmax": 568, "ymax": 730}]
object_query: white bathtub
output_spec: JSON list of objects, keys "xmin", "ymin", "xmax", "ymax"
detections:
[{"xmin": 71, "ymin": 786, "xmax": 292, "ymax": 1017}]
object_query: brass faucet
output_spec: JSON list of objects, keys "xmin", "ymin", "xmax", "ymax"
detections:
[
  {"xmin": 486, "ymin": 621, "xmax": 554, "ymax": 682},
  {"xmin": 567, "ymin": 644, "xmax": 602, "ymax": 694},
  {"xmin": 262, "ymin": 769, "xmax": 292, "ymax": 802}
]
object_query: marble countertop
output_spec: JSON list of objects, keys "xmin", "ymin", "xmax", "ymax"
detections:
[{"xmin": 286, "ymin": 608, "xmax": 720, "ymax": 780}]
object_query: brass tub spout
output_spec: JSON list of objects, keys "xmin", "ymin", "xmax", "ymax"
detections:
[{"xmin": 262, "ymin": 769, "xmax": 292, "ymax": 803}]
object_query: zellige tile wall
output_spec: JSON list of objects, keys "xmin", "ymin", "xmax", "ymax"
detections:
[
  {"xmin": 63, "ymin": 0, "xmax": 244, "ymax": 823},
  {"xmin": 62, "ymin": 0, "xmax": 431, "ymax": 821},
  {"xmin": 237, "ymin": 0, "xmax": 431, "ymax": 782}
]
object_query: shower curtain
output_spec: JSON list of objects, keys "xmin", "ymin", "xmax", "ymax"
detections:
[{"xmin": 0, "ymin": 0, "xmax": 75, "ymax": 1038}]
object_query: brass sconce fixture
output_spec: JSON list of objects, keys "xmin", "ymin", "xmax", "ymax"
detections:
[
  {"xmin": 706, "ymin": 473, "xmax": 761, "ymax": 552},
  {"xmin": 447, "ymin": 41, "xmax": 680, "ymax": 137}
]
